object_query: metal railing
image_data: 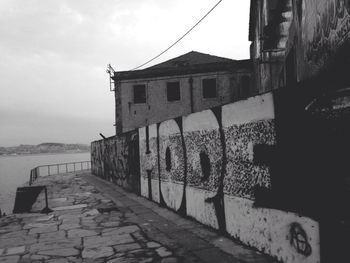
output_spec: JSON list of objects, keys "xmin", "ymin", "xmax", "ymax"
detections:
[{"xmin": 29, "ymin": 161, "xmax": 91, "ymax": 185}]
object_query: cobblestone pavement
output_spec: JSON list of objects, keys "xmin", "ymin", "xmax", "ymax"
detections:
[{"xmin": 0, "ymin": 173, "xmax": 277, "ymax": 263}]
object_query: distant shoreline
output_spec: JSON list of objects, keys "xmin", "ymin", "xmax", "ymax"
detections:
[{"xmin": 0, "ymin": 151, "xmax": 90, "ymax": 158}]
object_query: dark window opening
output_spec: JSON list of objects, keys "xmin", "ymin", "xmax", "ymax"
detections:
[
  {"xmin": 167, "ymin": 82, "xmax": 180, "ymax": 101},
  {"xmin": 202, "ymin": 78, "xmax": 217, "ymax": 98},
  {"xmin": 199, "ymin": 151, "xmax": 211, "ymax": 181},
  {"xmin": 241, "ymin": 76, "xmax": 251, "ymax": 98},
  {"xmin": 133, "ymin": 84, "xmax": 146, "ymax": 104},
  {"xmin": 165, "ymin": 147, "xmax": 171, "ymax": 172}
]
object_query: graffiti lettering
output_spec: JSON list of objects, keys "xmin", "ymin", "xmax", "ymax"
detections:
[
  {"xmin": 290, "ymin": 223, "xmax": 312, "ymax": 256},
  {"xmin": 306, "ymin": 0, "xmax": 350, "ymax": 66}
]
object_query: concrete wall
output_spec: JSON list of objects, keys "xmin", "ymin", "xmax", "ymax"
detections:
[
  {"xmin": 91, "ymin": 131, "xmax": 140, "ymax": 193},
  {"xmin": 116, "ymin": 71, "xmax": 252, "ymax": 133},
  {"xmin": 138, "ymin": 92, "xmax": 320, "ymax": 263}
]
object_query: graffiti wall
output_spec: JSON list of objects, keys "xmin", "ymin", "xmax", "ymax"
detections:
[
  {"xmin": 138, "ymin": 93, "xmax": 320, "ymax": 263},
  {"xmin": 91, "ymin": 130, "xmax": 140, "ymax": 193},
  {"xmin": 302, "ymin": 0, "xmax": 350, "ymax": 77}
]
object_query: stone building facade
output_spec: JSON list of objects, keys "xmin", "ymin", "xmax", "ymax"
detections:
[{"xmin": 112, "ymin": 51, "xmax": 253, "ymax": 134}]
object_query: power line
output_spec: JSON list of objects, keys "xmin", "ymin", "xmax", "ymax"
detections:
[{"xmin": 131, "ymin": 0, "xmax": 224, "ymax": 70}]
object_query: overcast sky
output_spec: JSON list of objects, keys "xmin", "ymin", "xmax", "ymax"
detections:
[{"xmin": 0, "ymin": 0, "xmax": 250, "ymax": 147}]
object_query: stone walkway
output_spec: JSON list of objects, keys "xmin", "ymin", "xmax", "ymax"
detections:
[{"xmin": 0, "ymin": 172, "xmax": 276, "ymax": 263}]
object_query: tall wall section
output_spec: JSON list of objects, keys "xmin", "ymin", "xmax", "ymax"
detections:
[
  {"xmin": 91, "ymin": 130, "xmax": 140, "ymax": 193},
  {"xmin": 138, "ymin": 92, "xmax": 320, "ymax": 263}
]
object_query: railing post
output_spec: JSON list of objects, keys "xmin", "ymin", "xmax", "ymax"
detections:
[
  {"xmin": 74, "ymin": 163, "xmax": 76, "ymax": 172},
  {"xmin": 81, "ymin": 162, "xmax": 83, "ymax": 170},
  {"xmin": 48, "ymin": 166, "xmax": 50, "ymax": 176},
  {"xmin": 57, "ymin": 164, "xmax": 59, "ymax": 174},
  {"xmin": 66, "ymin": 163, "xmax": 68, "ymax": 173}
]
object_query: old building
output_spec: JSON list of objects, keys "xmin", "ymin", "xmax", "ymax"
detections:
[{"xmin": 112, "ymin": 51, "xmax": 253, "ymax": 134}]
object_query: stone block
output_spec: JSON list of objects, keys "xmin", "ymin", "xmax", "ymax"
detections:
[
  {"xmin": 38, "ymin": 247, "xmax": 80, "ymax": 257},
  {"xmin": 82, "ymin": 246, "xmax": 114, "ymax": 259},
  {"xmin": 5, "ymin": 245, "xmax": 25, "ymax": 255},
  {"xmin": 68, "ymin": 229, "xmax": 98, "ymax": 238}
]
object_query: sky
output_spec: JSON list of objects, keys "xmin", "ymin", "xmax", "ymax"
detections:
[{"xmin": 0, "ymin": 0, "xmax": 251, "ymax": 147}]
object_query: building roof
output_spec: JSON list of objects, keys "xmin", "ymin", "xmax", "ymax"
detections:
[{"xmin": 113, "ymin": 51, "xmax": 251, "ymax": 81}]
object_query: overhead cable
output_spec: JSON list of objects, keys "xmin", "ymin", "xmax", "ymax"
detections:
[{"xmin": 131, "ymin": 0, "xmax": 224, "ymax": 70}]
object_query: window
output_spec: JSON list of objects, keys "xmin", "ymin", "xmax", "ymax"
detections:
[
  {"xmin": 166, "ymin": 82, "xmax": 180, "ymax": 102},
  {"xmin": 202, "ymin": 78, "xmax": 217, "ymax": 98},
  {"xmin": 241, "ymin": 76, "xmax": 251, "ymax": 98},
  {"xmin": 133, "ymin": 84, "xmax": 146, "ymax": 104}
]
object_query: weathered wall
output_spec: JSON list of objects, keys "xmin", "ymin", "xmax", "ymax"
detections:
[
  {"xmin": 91, "ymin": 131, "xmax": 140, "ymax": 193},
  {"xmin": 116, "ymin": 70, "xmax": 252, "ymax": 133},
  {"xmin": 250, "ymin": 0, "xmax": 350, "ymax": 93},
  {"xmin": 301, "ymin": 0, "xmax": 350, "ymax": 78},
  {"xmin": 138, "ymin": 92, "xmax": 320, "ymax": 263}
]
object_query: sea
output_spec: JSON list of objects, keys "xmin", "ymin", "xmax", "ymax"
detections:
[{"xmin": 0, "ymin": 152, "xmax": 90, "ymax": 215}]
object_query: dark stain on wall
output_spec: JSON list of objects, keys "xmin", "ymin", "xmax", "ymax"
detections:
[{"xmin": 199, "ymin": 151, "xmax": 211, "ymax": 182}]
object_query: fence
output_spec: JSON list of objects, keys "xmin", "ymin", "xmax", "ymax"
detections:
[{"xmin": 29, "ymin": 161, "xmax": 91, "ymax": 185}]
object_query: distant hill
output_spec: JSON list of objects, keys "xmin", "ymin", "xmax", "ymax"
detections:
[{"xmin": 0, "ymin": 143, "xmax": 90, "ymax": 156}]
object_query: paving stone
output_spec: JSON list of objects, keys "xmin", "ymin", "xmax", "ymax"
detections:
[
  {"xmin": 161, "ymin": 258, "xmax": 179, "ymax": 263},
  {"xmin": 28, "ymin": 224, "xmax": 58, "ymax": 235},
  {"xmin": 84, "ymin": 234, "xmax": 134, "ymax": 248},
  {"xmin": 30, "ymin": 238, "xmax": 81, "ymax": 252},
  {"xmin": 113, "ymin": 242, "xmax": 141, "ymax": 253},
  {"xmin": 24, "ymin": 222, "xmax": 58, "ymax": 229},
  {"xmin": 0, "ymin": 236, "xmax": 36, "ymax": 248},
  {"xmin": 102, "ymin": 225, "xmax": 140, "ymax": 236},
  {"xmin": 38, "ymin": 247, "xmax": 80, "ymax": 257},
  {"xmin": 106, "ymin": 257, "xmax": 139, "ymax": 263},
  {"xmin": 47, "ymin": 258, "xmax": 70, "ymax": 263},
  {"xmin": 146, "ymin": 241, "xmax": 161, "ymax": 248},
  {"xmin": 0, "ymin": 256, "xmax": 20, "ymax": 263},
  {"xmin": 5, "ymin": 245, "xmax": 25, "ymax": 255},
  {"xmin": 68, "ymin": 229, "xmax": 98, "ymax": 238},
  {"xmin": 0, "ymin": 225, "xmax": 21, "ymax": 233},
  {"xmin": 39, "ymin": 230, "xmax": 66, "ymax": 241},
  {"xmin": 53, "ymin": 204, "xmax": 88, "ymax": 211},
  {"xmin": 58, "ymin": 214, "xmax": 82, "ymax": 220},
  {"xmin": 156, "ymin": 247, "xmax": 172, "ymax": 257},
  {"xmin": 0, "ymin": 230, "xmax": 27, "ymax": 239},
  {"xmin": 83, "ymin": 209, "xmax": 100, "ymax": 217},
  {"xmin": 82, "ymin": 246, "xmax": 114, "ymax": 259},
  {"xmin": 74, "ymin": 192, "xmax": 92, "ymax": 197},
  {"xmin": 28, "ymin": 254, "xmax": 51, "ymax": 260},
  {"xmin": 50, "ymin": 198, "xmax": 68, "ymax": 202},
  {"xmin": 35, "ymin": 214, "xmax": 55, "ymax": 222},
  {"xmin": 60, "ymin": 223, "xmax": 80, "ymax": 230},
  {"xmin": 100, "ymin": 221, "xmax": 120, "ymax": 228}
]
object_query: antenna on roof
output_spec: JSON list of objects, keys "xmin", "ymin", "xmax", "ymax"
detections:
[{"xmin": 106, "ymin": 64, "xmax": 115, "ymax": 91}]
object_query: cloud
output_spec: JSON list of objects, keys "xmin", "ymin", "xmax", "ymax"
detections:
[{"xmin": 0, "ymin": 0, "xmax": 251, "ymax": 146}]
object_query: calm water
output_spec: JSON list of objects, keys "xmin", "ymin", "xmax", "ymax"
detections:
[{"xmin": 0, "ymin": 152, "xmax": 90, "ymax": 215}]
